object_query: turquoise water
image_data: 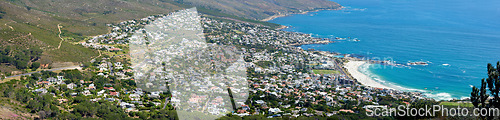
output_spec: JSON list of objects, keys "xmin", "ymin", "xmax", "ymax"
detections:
[{"xmin": 270, "ymin": 0, "xmax": 500, "ymax": 100}]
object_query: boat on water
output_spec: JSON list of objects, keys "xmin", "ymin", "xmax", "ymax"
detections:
[
  {"xmin": 407, "ymin": 61, "xmax": 429, "ymax": 66},
  {"xmin": 335, "ymin": 37, "xmax": 347, "ymax": 40}
]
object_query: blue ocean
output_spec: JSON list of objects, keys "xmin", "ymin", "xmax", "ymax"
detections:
[{"xmin": 270, "ymin": 0, "xmax": 500, "ymax": 100}]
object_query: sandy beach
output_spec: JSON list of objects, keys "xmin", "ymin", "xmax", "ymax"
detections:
[
  {"xmin": 261, "ymin": 10, "xmax": 319, "ymax": 22},
  {"xmin": 276, "ymin": 25, "xmax": 288, "ymax": 30},
  {"xmin": 344, "ymin": 60, "xmax": 393, "ymax": 90},
  {"xmin": 261, "ymin": 14, "xmax": 289, "ymax": 21},
  {"xmin": 261, "ymin": 7, "xmax": 344, "ymax": 21}
]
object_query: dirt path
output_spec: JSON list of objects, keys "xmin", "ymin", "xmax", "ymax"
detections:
[
  {"xmin": 43, "ymin": 24, "xmax": 66, "ymax": 51},
  {"xmin": 56, "ymin": 24, "xmax": 64, "ymax": 49},
  {"xmin": 4, "ymin": 21, "xmax": 16, "ymax": 31},
  {"xmin": 90, "ymin": 50, "xmax": 102, "ymax": 60},
  {"xmin": 6, "ymin": 33, "xmax": 31, "ymax": 41},
  {"xmin": 7, "ymin": 26, "xmax": 13, "ymax": 31}
]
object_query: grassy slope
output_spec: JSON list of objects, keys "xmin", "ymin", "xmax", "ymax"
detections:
[
  {"xmin": 4, "ymin": 0, "xmax": 182, "ymax": 35},
  {"xmin": 0, "ymin": 0, "xmax": 185, "ymax": 67}
]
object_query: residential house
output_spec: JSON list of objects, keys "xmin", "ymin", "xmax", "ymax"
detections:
[
  {"xmin": 67, "ymin": 83, "xmax": 77, "ymax": 90},
  {"xmin": 269, "ymin": 108, "xmax": 282, "ymax": 114},
  {"xmin": 110, "ymin": 91, "xmax": 120, "ymax": 97},
  {"xmin": 86, "ymin": 84, "xmax": 96, "ymax": 90}
]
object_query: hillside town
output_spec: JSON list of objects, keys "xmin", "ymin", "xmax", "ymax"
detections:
[{"xmin": 6, "ymin": 9, "xmax": 434, "ymax": 119}]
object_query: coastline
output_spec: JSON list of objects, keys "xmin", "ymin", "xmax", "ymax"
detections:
[
  {"xmin": 287, "ymin": 40, "xmax": 334, "ymax": 46},
  {"xmin": 344, "ymin": 60, "xmax": 394, "ymax": 90},
  {"xmin": 262, "ymin": 14, "xmax": 289, "ymax": 22},
  {"xmin": 261, "ymin": 7, "xmax": 344, "ymax": 22},
  {"xmin": 268, "ymin": 7, "xmax": 439, "ymax": 100},
  {"xmin": 276, "ymin": 25, "xmax": 288, "ymax": 30}
]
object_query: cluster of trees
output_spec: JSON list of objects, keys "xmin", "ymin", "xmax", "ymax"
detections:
[
  {"xmin": 0, "ymin": 8, "xmax": 5, "ymax": 19},
  {"xmin": 72, "ymin": 100, "xmax": 129, "ymax": 119},
  {"xmin": 28, "ymin": 70, "xmax": 58, "ymax": 82},
  {"xmin": 0, "ymin": 79, "xmax": 59, "ymax": 119},
  {"xmin": 0, "ymin": 47, "xmax": 43, "ymax": 70},
  {"xmin": 59, "ymin": 69, "xmax": 84, "ymax": 80},
  {"xmin": 127, "ymin": 109, "xmax": 177, "ymax": 120},
  {"xmin": 26, "ymin": 93, "xmax": 59, "ymax": 119},
  {"xmin": 471, "ymin": 61, "xmax": 500, "ymax": 120},
  {"xmin": 62, "ymin": 100, "xmax": 175, "ymax": 119},
  {"xmin": 1, "ymin": 80, "xmax": 33, "ymax": 103}
]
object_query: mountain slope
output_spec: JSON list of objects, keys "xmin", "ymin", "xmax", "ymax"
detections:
[
  {"xmin": 0, "ymin": 0, "xmax": 184, "ymax": 72},
  {"xmin": 0, "ymin": 0, "xmax": 340, "ymax": 73},
  {"xmin": 171, "ymin": 0, "xmax": 341, "ymax": 20}
]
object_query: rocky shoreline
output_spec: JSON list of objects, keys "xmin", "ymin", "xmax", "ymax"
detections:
[{"xmin": 261, "ymin": 6, "xmax": 345, "ymax": 22}]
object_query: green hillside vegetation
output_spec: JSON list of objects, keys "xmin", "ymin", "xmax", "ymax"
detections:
[
  {"xmin": 4, "ymin": 0, "xmax": 183, "ymax": 34},
  {"xmin": 0, "ymin": 47, "xmax": 42, "ymax": 70},
  {"xmin": 0, "ymin": 0, "xmax": 183, "ymax": 73}
]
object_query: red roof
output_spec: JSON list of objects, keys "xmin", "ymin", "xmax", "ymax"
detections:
[
  {"xmin": 38, "ymin": 81, "xmax": 50, "ymax": 84},
  {"xmin": 237, "ymin": 110, "xmax": 246, "ymax": 113},
  {"xmin": 104, "ymin": 87, "xmax": 114, "ymax": 90},
  {"xmin": 109, "ymin": 48, "xmax": 121, "ymax": 51}
]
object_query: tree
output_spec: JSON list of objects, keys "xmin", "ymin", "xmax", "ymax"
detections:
[
  {"xmin": 486, "ymin": 62, "xmax": 500, "ymax": 108},
  {"xmin": 41, "ymin": 70, "xmax": 57, "ymax": 78},
  {"xmin": 58, "ymin": 112, "xmax": 80, "ymax": 120},
  {"xmin": 471, "ymin": 86, "xmax": 480, "ymax": 108},
  {"xmin": 14, "ymin": 60, "xmax": 28, "ymax": 69},
  {"xmin": 471, "ymin": 61, "xmax": 500, "ymax": 120},
  {"xmin": 82, "ymin": 62, "xmax": 91, "ymax": 69},
  {"xmin": 61, "ymin": 69, "xmax": 83, "ymax": 80},
  {"xmin": 31, "ymin": 62, "xmax": 40, "ymax": 71},
  {"xmin": 137, "ymin": 112, "xmax": 148, "ymax": 119}
]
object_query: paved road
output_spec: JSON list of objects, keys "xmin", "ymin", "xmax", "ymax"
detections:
[
  {"xmin": 2, "ymin": 66, "xmax": 81, "ymax": 80},
  {"xmin": 333, "ymin": 59, "xmax": 352, "ymax": 80}
]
